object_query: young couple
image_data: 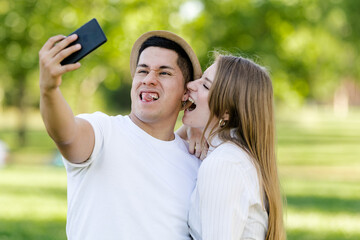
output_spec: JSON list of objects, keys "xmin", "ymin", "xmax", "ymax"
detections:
[{"xmin": 39, "ymin": 30, "xmax": 285, "ymax": 239}]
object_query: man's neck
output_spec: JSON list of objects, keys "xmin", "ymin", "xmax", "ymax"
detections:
[{"xmin": 128, "ymin": 113, "xmax": 176, "ymax": 141}]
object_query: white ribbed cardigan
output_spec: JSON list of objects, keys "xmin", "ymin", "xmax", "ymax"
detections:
[{"xmin": 188, "ymin": 137, "xmax": 268, "ymax": 240}]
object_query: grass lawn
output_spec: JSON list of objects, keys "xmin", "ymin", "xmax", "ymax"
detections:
[
  {"xmin": 0, "ymin": 166, "xmax": 67, "ymax": 240},
  {"xmin": 277, "ymin": 107, "xmax": 360, "ymax": 239},
  {"xmin": 0, "ymin": 107, "xmax": 359, "ymax": 239}
]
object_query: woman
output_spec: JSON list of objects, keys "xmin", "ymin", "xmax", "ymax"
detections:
[{"xmin": 178, "ymin": 54, "xmax": 286, "ymax": 240}]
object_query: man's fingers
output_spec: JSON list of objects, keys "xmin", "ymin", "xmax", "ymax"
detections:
[
  {"xmin": 39, "ymin": 35, "xmax": 79, "ymax": 67},
  {"xmin": 60, "ymin": 62, "xmax": 81, "ymax": 74},
  {"xmin": 48, "ymin": 62, "xmax": 81, "ymax": 78},
  {"xmin": 54, "ymin": 43, "xmax": 81, "ymax": 63},
  {"xmin": 48, "ymin": 34, "xmax": 78, "ymax": 58},
  {"xmin": 40, "ymin": 35, "xmax": 66, "ymax": 52}
]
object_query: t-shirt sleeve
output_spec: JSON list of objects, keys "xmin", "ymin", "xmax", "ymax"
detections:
[
  {"xmin": 62, "ymin": 111, "xmax": 108, "ymax": 169},
  {"xmin": 195, "ymin": 157, "xmax": 251, "ymax": 240}
]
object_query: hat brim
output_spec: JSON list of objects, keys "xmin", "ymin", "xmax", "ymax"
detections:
[{"xmin": 130, "ymin": 30, "xmax": 202, "ymax": 80}]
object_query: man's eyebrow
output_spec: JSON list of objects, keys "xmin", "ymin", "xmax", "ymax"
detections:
[
  {"xmin": 137, "ymin": 64, "xmax": 149, "ymax": 68},
  {"xmin": 159, "ymin": 65, "xmax": 175, "ymax": 70},
  {"xmin": 136, "ymin": 64, "xmax": 175, "ymax": 71}
]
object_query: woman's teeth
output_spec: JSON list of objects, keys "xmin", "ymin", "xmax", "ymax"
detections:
[{"xmin": 187, "ymin": 97, "xmax": 196, "ymax": 111}]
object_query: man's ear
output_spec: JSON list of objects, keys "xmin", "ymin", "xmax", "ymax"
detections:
[
  {"xmin": 180, "ymin": 90, "xmax": 189, "ymax": 110},
  {"xmin": 182, "ymin": 90, "xmax": 189, "ymax": 101}
]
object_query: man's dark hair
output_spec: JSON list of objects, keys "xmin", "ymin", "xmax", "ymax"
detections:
[{"xmin": 137, "ymin": 36, "xmax": 193, "ymax": 85}]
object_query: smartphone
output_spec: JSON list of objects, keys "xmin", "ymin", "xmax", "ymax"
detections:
[{"xmin": 61, "ymin": 18, "xmax": 107, "ymax": 65}]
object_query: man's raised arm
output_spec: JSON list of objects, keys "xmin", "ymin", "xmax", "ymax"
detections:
[{"xmin": 39, "ymin": 34, "xmax": 94, "ymax": 163}]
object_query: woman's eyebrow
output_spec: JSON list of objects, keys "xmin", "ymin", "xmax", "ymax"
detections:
[{"xmin": 205, "ymin": 77, "xmax": 213, "ymax": 83}]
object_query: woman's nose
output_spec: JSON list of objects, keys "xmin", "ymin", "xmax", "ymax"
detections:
[{"xmin": 187, "ymin": 78, "xmax": 200, "ymax": 91}]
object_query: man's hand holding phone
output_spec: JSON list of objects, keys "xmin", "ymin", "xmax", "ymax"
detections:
[
  {"xmin": 39, "ymin": 19, "xmax": 106, "ymax": 164},
  {"xmin": 39, "ymin": 34, "xmax": 82, "ymax": 92},
  {"xmin": 39, "ymin": 18, "xmax": 107, "ymax": 92}
]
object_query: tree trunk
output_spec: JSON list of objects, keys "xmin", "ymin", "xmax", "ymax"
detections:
[{"xmin": 16, "ymin": 77, "xmax": 27, "ymax": 147}]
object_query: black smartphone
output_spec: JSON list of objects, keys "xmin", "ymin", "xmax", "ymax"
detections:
[{"xmin": 61, "ymin": 18, "xmax": 107, "ymax": 65}]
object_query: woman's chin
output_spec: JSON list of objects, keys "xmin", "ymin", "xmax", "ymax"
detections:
[
  {"xmin": 184, "ymin": 113, "xmax": 208, "ymax": 127},
  {"xmin": 182, "ymin": 120, "xmax": 203, "ymax": 129}
]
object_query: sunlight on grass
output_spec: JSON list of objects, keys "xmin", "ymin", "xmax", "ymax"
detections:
[
  {"xmin": 278, "ymin": 145, "xmax": 360, "ymax": 165},
  {"xmin": 0, "ymin": 165, "xmax": 68, "ymax": 239},
  {"xmin": 286, "ymin": 210, "xmax": 360, "ymax": 234},
  {"xmin": 0, "ymin": 165, "xmax": 67, "ymax": 187},
  {"xmin": 276, "ymin": 107, "xmax": 360, "ymax": 239},
  {"xmin": 280, "ymin": 166, "xmax": 360, "ymax": 182},
  {"xmin": 0, "ymin": 195, "xmax": 66, "ymax": 220},
  {"xmin": 0, "ymin": 165, "xmax": 67, "ymax": 221}
]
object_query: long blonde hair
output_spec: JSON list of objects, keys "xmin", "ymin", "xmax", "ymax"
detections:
[{"xmin": 205, "ymin": 54, "xmax": 286, "ymax": 240}]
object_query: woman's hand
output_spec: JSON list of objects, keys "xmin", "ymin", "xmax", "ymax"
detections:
[{"xmin": 177, "ymin": 125, "xmax": 208, "ymax": 160}]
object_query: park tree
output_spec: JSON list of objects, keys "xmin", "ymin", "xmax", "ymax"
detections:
[
  {"xmin": 0, "ymin": 0, "xmax": 195, "ymax": 147},
  {"xmin": 0, "ymin": 0, "xmax": 359, "ymax": 146},
  {"xmin": 179, "ymin": 0, "xmax": 360, "ymax": 106}
]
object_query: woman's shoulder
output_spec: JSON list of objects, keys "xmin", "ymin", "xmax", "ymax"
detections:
[
  {"xmin": 203, "ymin": 142, "xmax": 259, "ymax": 183},
  {"xmin": 200, "ymin": 142, "xmax": 262, "ymax": 198},
  {"xmin": 208, "ymin": 142, "xmax": 254, "ymax": 169}
]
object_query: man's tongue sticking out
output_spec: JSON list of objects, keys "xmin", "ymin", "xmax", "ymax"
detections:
[{"xmin": 142, "ymin": 92, "xmax": 159, "ymax": 102}]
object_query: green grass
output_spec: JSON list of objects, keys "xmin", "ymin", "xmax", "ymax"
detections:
[
  {"xmin": 277, "ymin": 107, "xmax": 360, "ymax": 240},
  {"xmin": 0, "ymin": 107, "xmax": 359, "ymax": 239},
  {"xmin": 0, "ymin": 166, "xmax": 67, "ymax": 240}
]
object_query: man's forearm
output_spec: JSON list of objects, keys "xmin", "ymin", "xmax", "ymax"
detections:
[
  {"xmin": 40, "ymin": 87, "xmax": 77, "ymax": 145},
  {"xmin": 38, "ymin": 34, "xmax": 95, "ymax": 163}
]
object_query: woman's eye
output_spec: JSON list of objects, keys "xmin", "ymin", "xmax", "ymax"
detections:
[
  {"xmin": 137, "ymin": 70, "xmax": 148, "ymax": 74},
  {"xmin": 203, "ymin": 84, "xmax": 209, "ymax": 90}
]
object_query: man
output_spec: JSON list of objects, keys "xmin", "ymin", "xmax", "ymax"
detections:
[{"xmin": 39, "ymin": 30, "xmax": 202, "ymax": 239}]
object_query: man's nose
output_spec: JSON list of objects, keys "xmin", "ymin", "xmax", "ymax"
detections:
[{"xmin": 142, "ymin": 70, "xmax": 158, "ymax": 85}]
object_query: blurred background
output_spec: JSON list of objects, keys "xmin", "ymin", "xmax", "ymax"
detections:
[{"xmin": 0, "ymin": 0, "xmax": 359, "ymax": 239}]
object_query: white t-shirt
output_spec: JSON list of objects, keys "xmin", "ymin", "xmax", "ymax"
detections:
[
  {"xmin": 188, "ymin": 136, "xmax": 268, "ymax": 240},
  {"xmin": 63, "ymin": 112, "xmax": 201, "ymax": 240}
]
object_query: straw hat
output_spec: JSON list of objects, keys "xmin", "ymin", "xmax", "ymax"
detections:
[{"xmin": 130, "ymin": 30, "xmax": 202, "ymax": 80}]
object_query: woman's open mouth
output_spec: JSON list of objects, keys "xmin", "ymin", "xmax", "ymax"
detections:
[{"xmin": 186, "ymin": 97, "xmax": 196, "ymax": 111}]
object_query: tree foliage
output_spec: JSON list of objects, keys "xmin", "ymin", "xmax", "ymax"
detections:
[{"xmin": 0, "ymin": 0, "xmax": 359, "ymax": 143}]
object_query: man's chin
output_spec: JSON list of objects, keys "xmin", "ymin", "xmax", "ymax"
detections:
[{"xmin": 130, "ymin": 111, "xmax": 159, "ymax": 123}]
